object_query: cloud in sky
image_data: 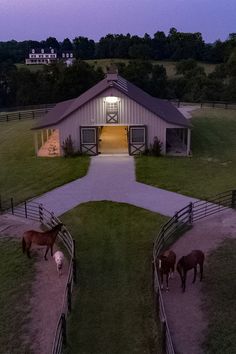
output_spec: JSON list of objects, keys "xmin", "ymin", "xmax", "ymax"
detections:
[{"xmin": 0, "ymin": 0, "xmax": 235, "ymax": 42}]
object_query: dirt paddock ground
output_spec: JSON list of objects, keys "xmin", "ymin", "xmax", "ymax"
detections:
[
  {"xmin": 162, "ymin": 209, "xmax": 236, "ymax": 354},
  {"xmin": 0, "ymin": 214, "xmax": 69, "ymax": 354}
]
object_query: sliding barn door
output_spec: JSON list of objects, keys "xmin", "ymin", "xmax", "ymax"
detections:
[
  {"xmin": 80, "ymin": 126, "xmax": 98, "ymax": 155},
  {"xmin": 128, "ymin": 125, "xmax": 147, "ymax": 155}
]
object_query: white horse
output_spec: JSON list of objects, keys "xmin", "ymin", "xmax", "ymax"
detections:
[{"xmin": 53, "ymin": 251, "xmax": 64, "ymax": 276}]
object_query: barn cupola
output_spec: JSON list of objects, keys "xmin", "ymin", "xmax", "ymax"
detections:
[{"xmin": 106, "ymin": 66, "xmax": 118, "ymax": 83}]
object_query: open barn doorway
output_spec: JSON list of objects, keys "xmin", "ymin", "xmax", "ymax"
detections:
[{"xmin": 99, "ymin": 126, "xmax": 128, "ymax": 154}]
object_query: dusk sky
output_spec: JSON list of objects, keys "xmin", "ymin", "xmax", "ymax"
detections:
[{"xmin": 0, "ymin": 0, "xmax": 235, "ymax": 43}]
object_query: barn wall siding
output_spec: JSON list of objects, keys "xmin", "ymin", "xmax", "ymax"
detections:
[{"xmin": 58, "ymin": 88, "xmax": 180, "ymax": 153}]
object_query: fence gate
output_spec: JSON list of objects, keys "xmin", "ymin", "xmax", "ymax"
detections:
[
  {"xmin": 80, "ymin": 126, "xmax": 98, "ymax": 155},
  {"xmin": 128, "ymin": 125, "xmax": 147, "ymax": 155}
]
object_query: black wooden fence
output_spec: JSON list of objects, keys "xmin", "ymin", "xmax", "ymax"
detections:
[
  {"xmin": 0, "ymin": 197, "xmax": 76, "ymax": 354},
  {"xmin": 171, "ymin": 100, "xmax": 236, "ymax": 110},
  {"xmin": 153, "ymin": 189, "xmax": 236, "ymax": 354},
  {"xmin": 0, "ymin": 107, "xmax": 54, "ymax": 122}
]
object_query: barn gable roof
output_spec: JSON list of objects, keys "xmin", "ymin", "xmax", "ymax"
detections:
[{"xmin": 33, "ymin": 74, "xmax": 190, "ymax": 130}]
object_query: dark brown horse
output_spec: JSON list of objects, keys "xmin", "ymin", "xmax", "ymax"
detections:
[
  {"xmin": 22, "ymin": 223, "xmax": 63, "ymax": 260},
  {"xmin": 177, "ymin": 250, "xmax": 205, "ymax": 292},
  {"xmin": 157, "ymin": 250, "xmax": 176, "ymax": 291}
]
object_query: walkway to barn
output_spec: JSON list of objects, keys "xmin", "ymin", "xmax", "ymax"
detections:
[{"xmin": 29, "ymin": 155, "xmax": 198, "ymax": 217}]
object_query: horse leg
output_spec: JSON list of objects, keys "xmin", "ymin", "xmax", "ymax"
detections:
[
  {"xmin": 192, "ymin": 266, "xmax": 197, "ymax": 283},
  {"xmin": 26, "ymin": 242, "xmax": 31, "ymax": 259},
  {"xmin": 183, "ymin": 271, "xmax": 187, "ymax": 292},
  {"xmin": 160, "ymin": 272, "xmax": 164, "ymax": 290},
  {"xmin": 44, "ymin": 246, "xmax": 49, "ymax": 261},
  {"xmin": 200, "ymin": 262, "xmax": 203, "ymax": 281},
  {"xmin": 166, "ymin": 273, "xmax": 169, "ymax": 291},
  {"xmin": 50, "ymin": 244, "xmax": 53, "ymax": 257}
]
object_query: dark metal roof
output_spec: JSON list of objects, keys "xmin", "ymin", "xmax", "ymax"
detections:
[{"xmin": 32, "ymin": 74, "xmax": 190, "ymax": 130}]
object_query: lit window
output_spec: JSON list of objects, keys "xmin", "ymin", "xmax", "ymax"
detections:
[{"xmin": 105, "ymin": 97, "xmax": 119, "ymax": 123}]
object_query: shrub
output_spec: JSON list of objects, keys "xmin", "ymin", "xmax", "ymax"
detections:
[
  {"xmin": 61, "ymin": 135, "xmax": 76, "ymax": 157},
  {"xmin": 143, "ymin": 136, "xmax": 162, "ymax": 156}
]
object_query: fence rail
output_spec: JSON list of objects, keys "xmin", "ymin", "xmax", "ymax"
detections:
[
  {"xmin": 170, "ymin": 100, "xmax": 236, "ymax": 110},
  {"xmin": 0, "ymin": 103, "xmax": 56, "ymax": 113},
  {"xmin": 0, "ymin": 107, "xmax": 54, "ymax": 122},
  {"xmin": 153, "ymin": 189, "xmax": 236, "ymax": 353},
  {"xmin": 0, "ymin": 196, "xmax": 76, "ymax": 354}
]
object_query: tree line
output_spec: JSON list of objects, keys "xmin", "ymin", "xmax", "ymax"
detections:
[
  {"xmin": 0, "ymin": 28, "xmax": 236, "ymax": 108},
  {"xmin": 1, "ymin": 55, "xmax": 236, "ymax": 108},
  {"xmin": 1, "ymin": 28, "xmax": 236, "ymax": 63}
]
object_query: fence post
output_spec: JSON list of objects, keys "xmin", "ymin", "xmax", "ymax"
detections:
[
  {"xmin": 39, "ymin": 203, "xmax": 43, "ymax": 223},
  {"xmin": 161, "ymin": 320, "xmax": 167, "ymax": 354},
  {"xmin": 155, "ymin": 286, "xmax": 160, "ymax": 321},
  {"xmin": 174, "ymin": 212, "xmax": 178, "ymax": 223},
  {"xmin": 188, "ymin": 202, "xmax": 193, "ymax": 224},
  {"xmin": 72, "ymin": 239, "xmax": 77, "ymax": 284},
  {"xmin": 11, "ymin": 197, "xmax": 14, "ymax": 215},
  {"xmin": 61, "ymin": 313, "xmax": 67, "ymax": 346},
  {"xmin": 32, "ymin": 110, "xmax": 35, "ymax": 119},
  {"xmin": 19, "ymin": 112, "xmax": 21, "ymax": 120},
  {"xmin": 24, "ymin": 201, "xmax": 28, "ymax": 218},
  {"xmin": 160, "ymin": 227, "xmax": 165, "ymax": 249},
  {"xmin": 231, "ymin": 190, "xmax": 236, "ymax": 209},
  {"xmin": 67, "ymin": 282, "xmax": 72, "ymax": 313}
]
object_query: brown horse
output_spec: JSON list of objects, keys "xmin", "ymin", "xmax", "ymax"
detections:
[
  {"xmin": 157, "ymin": 250, "xmax": 176, "ymax": 291},
  {"xmin": 177, "ymin": 250, "xmax": 205, "ymax": 292},
  {"xmin": 22, "ymin": 223, "xmax": 63, "ymax": 260}
]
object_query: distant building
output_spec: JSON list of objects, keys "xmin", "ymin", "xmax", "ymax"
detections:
[{"xmin": 25, "ymin": 48, "xmax": 74, "ymax": 66}]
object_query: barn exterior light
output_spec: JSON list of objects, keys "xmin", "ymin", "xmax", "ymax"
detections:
[{"xmin": 105, "ymin": 96, "xmax": 118, "ymax": 103}]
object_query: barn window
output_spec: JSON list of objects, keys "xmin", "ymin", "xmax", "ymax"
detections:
[
  {"xmin": 82, "ymin": 128, "xmax": 96, "ymax": 144},
  {"xmin": 130, "ymin": 128, "xmax": 145, "ymax": 143}
]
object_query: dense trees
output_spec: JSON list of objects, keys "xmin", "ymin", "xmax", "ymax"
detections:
[
  {"xmin": 1, "ymin": 56, "xmax": 235, "ymax": 108},
  {"xmin": 1, "ymin": 29, "xmax": 236, "ymax": 63},
  {"xmin": 0, "ymin": 29, "xmax": 236, "ymax": 108}
]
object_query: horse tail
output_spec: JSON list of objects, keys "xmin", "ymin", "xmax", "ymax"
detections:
[{"xmin": 22, "ymin": 237, "xmax": 26, "ymax": 253}]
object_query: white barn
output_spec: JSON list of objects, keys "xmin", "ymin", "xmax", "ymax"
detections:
[{"xmin": 33, "ymin": 73, "xmax": 191, "ymax": 156}]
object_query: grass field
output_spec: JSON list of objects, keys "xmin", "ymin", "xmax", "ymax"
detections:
[
  {"xmin": 0, "ymin": 120, "xmax": 89, "ymax": 205},
  {"xmin": 201, "ymin": 239, "xmax": 236, "ymax": 354},
  {"xmin": 61, "ymin": 202, "xmax": 168, "ymax": 354},
  {"xmin": 16, "ymin": 63, "xmax": 45, "ymax": 72},
  {"xmin": 0, "ymin": 238, "xmax": 35, "ymax": 352},
  {"xmin": 86, "ymin": 58, "xmax": 216, "ymax": 77},
  {"xmin": 136, "ymin": 109, "xmax": 236, "ymax": 199}
]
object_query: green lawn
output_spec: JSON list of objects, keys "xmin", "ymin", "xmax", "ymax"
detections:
[
  {"xmin": 61, "ymin": 202, "xmax": 168, "ymax": 354},
  {"xmin": 0, "ymin": 238, "xmax": 35, "ymax": 352},
  {"xmin": 136, "ymin": 109, "xmax": 236, "ymax": 199},
  {"xmin": 16, "ymin": 63, "xmax": 45, "ymax": 72},
  {"xmin": 0, "ymin": 120, "xmax": 89, "ymax": 206},
  {"xmin": 201, "ymin": 239, "xmax": 236, "ymax": 354}
]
